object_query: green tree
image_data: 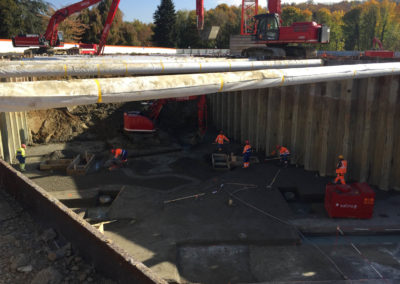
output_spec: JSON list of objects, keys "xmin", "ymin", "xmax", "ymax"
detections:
[
  {"xmin": 175, "ymin": 10, "xmax": 202, "ymax": 48},
  {"xmin": 314, "ymin": 8, "xmax": 331, "ymax": 25},
  {"xmin": 343, "ymin": 6, "xmax": 362, "ymax": 50},
  {"xmin": 0, "ymin": 0, "xmax": 48, "ymax": 38},
  {"xmin": 205, "ymin": 4, "xmax": 240, "ymax": 48},
  {"xmin": 97, "ymin": 0, "xmax": 123, "ymax": 44},
  {"xmin": 329, "ymin": 10, "xmax": 345, "ymax": 50},
  {"xmin": 359, "ymin": 0, "xmax": 380, "ymax": 50},
  {"xmin": 152, "ymin": 0, "xmax": 176, "ymax": 47},
  {"xmin": 281, "ymin": 6, "xmax": 303, "ymax": 26},
  {"xmin": 0, "ymin": 0, "xmax": 19, "ymax": 38}
]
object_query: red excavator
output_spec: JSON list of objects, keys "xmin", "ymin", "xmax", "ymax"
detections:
[
  {"xmin": 12, "ymin": 0, "xmax": 120, "ymax": 55},
  {"xmin": 364, "ymin": 37, "xmax": 395, "ymax": 59},
  {"xmin": 124, "ymin": 96, "xmax": 208, "ymax": 134}
]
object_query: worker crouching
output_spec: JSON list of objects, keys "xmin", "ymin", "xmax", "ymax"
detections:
[
  {"xmin": 107, "ymin": 146, "xmax": 128, "ymax": 170},
  {"xmin": 16, "ymin": 144, "xmax": 27, "ymax": 172},
  {"xmin": 334, "ymin": 155, "xmax": 347, "ymax": 184},
  {"xmin": 242, "ymin": 140, "xmax": 252, "ymax": 168}
]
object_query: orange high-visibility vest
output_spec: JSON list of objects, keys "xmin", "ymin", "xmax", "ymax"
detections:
[
  {"xmin": 215, "ymin": 134, "xmax": 229, "ymax": 145},
  {"xmin": 279, "ymin": 146, "xmax": 290, "ymax": 155},
  {"xmin": 336, "ymin": 160, "xmax": 347, "ymax": 174},
  {"xmin": 243, "ymin": 144, "xmax": 251, "ymax": 154},
  {"xmin": 112, "ymin": 148, "xmax": 123, "ymax": 158}
]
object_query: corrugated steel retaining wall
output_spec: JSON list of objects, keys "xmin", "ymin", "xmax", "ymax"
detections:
[{"xmin": 209, "ymin": 76, "xmax": 400, "ymax": 191}]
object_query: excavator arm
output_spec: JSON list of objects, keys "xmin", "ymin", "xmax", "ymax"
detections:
[
  {"xmin": 13, "ymin": 0, "xmax": 120, "ymax": 55},
  {"xmin": 97, "ymin": 0, "xmax": 120, "ymax": 55},
  {"xmin": 44, "ymin": 0, "xmax": 104, "ymax": 47}
]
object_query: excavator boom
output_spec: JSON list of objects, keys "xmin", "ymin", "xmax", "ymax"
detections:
[{"xmin": 12, "ymin": 0, "xmax": 120, "ymax": 55}]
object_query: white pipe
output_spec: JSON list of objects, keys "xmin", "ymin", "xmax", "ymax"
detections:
[
  {"xmin": 0, "ymin": 59, "xmax": 323, "ymax": 78},
  {"xmin": 0, "ymin": 62, "xmax": 399, "ymax": 112}
]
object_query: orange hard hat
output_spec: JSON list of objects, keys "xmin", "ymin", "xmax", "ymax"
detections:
[
  {"xmin": 338, "ymin": 155, "xmax": 344, "ymax": 159},
  {"xmin": 21, "ymin": 144, "xmax": 26, "ymax": 148}
]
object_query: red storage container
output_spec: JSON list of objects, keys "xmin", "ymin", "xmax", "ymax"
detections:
[{"xmin": 325, "ymin": 182, "xmax": 375, "ymax": 219}]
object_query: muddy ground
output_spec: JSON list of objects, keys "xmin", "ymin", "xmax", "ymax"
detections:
[{"xmin": 15, "ymin": 103, "xmax": 400, "ymax": 283}]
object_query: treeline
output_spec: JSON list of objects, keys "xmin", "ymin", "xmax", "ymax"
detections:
[{"xmin": 0, "ymin": 0, "xmax": 399, "ymax": 50}]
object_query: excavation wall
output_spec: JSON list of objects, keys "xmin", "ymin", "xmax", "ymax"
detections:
[{"xmin": 209, "ymin": 76, "xmax": 400, "ymax": 191}]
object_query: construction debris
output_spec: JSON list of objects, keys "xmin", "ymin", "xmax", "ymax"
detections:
[{"xmin": 66, "ymin": 152, "xmax": 95, "ymax": 176}]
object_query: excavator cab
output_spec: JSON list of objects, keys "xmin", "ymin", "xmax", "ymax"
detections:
[{"xmin": 254, "ymin": 14, "xmax": 280, "ymax": 41}]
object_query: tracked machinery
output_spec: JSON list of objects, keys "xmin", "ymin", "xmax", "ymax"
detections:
[
  {"xmin": 238, "ymin": 0, "xmax": 330, "ymax": 59},
  {"xmin": 12, "ymin": 0, "xmax": 120, "ymax": 56}
]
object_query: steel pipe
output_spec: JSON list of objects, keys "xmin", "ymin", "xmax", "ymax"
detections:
[
  {"xmin": 0, "ymin": 59, "xmax": 324, "ymax": 78},
  {"xmin": 0, "ymin": 62, "xmax": 399, "ymax": 112}
]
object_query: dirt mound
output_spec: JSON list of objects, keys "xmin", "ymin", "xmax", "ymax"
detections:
[
  {"xmin": 27, "ymin": 100, "xmax": 201, "ymax": 145},
  {"xmin": 27, "ymin": 103, "xmax": 129, "ymax": 144}
]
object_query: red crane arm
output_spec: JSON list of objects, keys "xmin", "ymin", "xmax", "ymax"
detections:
[
  {"xmin": 196, "ymin": 0, "xmax": 204, "ymax": 30},
  {"xmin": 97, "ymin": 0, "xmax": 121, "ymax": 55},
  {"xmin": 44, "ymin": 0, "xmax": 103, "ymax": 46},
  {"xmin": 268, "ymin": 0, "xmax": 281, "ymax": 15}
]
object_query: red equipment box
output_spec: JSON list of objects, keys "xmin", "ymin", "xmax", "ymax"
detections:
[{"xmin": 325, "ymin": 182, "xmax": 375, "ymax": 219}]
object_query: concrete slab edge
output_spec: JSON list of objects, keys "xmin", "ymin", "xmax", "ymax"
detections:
[{"xmin": 0, "ymin": 159, "xmax": 167, "ymax": 284}]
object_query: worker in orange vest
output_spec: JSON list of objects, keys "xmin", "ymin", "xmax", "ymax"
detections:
[
  {"xmin": 109, "ymin": 146, "xmax": 128, "ymax": 170},
  {"xmin": 334, "ymin": 155, "xmax": 347, "ymax": 184},
  {"xmin": 242, "ymin": 140, "xmax": 252, "ymax": 168},
  {"xmin": 272, "ymin": 145, "xmax": 290, "ymax": 166},
  {"xmin": 214, "ymin": 130, "xmax": 230, "ymax": 152}
]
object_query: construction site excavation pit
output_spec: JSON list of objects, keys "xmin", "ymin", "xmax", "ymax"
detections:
[{"xmin": 2, "ymin": 55, "xmax": 400, "ymax": 283}]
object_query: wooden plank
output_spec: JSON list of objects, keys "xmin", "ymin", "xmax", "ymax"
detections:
[
  {"xmin": 290, "ymin": 85, "xmax": 300, "ymax": 164},
  {"xmin": 255, "ymin": 89, "xmax": 267, "ymax": 151},
  {"xmin": 240, "ymin": 91, "xmax": 249, "ymax": 142},
  {"xmin": 318, "ymin": 81, "xmax": 336, "ymax": 176},
  {"xmin": 248, "ymin": 90, "xmax": 257, "ymax": 146},
  {"xmin": 359, "ymin": 77, "xmax": 376, "ymax": 182},
  {"xmin": 233, "ymin": 92, "xmax": 241, "ymax": 141},
  {"xmin": 304, "ymin": 84, "xmax": 316, "ymax": 171},
  {"xmin": 40, "ymin": 159, "xmax": 73, "ymax": 171},
  {"xmin": 276, "ymin": 86, "xmax": 286, "ymax": 146},
  {"xmin": 379, "ymin": 76, "xmax": 398, "ymax": 189},
  {"xmin": 390, "ymin": 76, "xmax": 400, "ymax": 190}
]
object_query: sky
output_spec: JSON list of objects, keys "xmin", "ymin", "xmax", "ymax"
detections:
[{"xmin": 46, "ymin": 0, "xmax": 351, "ymax": 23}]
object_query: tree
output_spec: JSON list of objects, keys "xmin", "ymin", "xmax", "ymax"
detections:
[
  {"xmin": 359, "ymin": 0, "xmax": 380, "ymax": 50},
  {"xmin": 281, "ymin": 6, "xmax": 303, "ymax": 26},
  {"xmin": 0, "ymin": 0, "xmax": 48, "ymax": 38},
  {"xmin": 152, "ymin": 0, "xmax": 176, "ymax": 47},
  {"xmin": 175, "ymin": 10, "xmax": 202, "ymax": 48},
  {"xmin": 343, "ymin": 6, "xmax": 362, "ymax": 50},
  {"xmin": 0, "ymin": 0, "xmax": 19, "ymax": 38},
  {"xmin": 44, "ymin": 7, "xmax": 87, "ymax": 42},
  {"xmin": 329, "ymin": 10, "xmax": 345, "ymax": 50}
]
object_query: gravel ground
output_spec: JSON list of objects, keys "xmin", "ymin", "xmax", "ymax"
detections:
[{"xmin": 0, "ymin": 189, "xmax": 116, "ymax": 284}]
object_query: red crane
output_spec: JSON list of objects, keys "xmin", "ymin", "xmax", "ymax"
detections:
[
  {"xmin": 12, "ymin": 0, "xmax": 120, "ymax": 55},
  {"xmin": 241, "ymin": 0, "xmax": 330, "ymax": 57}
]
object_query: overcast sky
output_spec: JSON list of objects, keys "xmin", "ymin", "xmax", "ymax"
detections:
[{"xmin": 46, "ymin": 0, "xmax": 352, "ymax": 23}]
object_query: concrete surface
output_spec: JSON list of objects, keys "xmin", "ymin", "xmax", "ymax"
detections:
[{"xmin": 14, "ymin": 139, "xmax": 400, "ymax": 283}]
